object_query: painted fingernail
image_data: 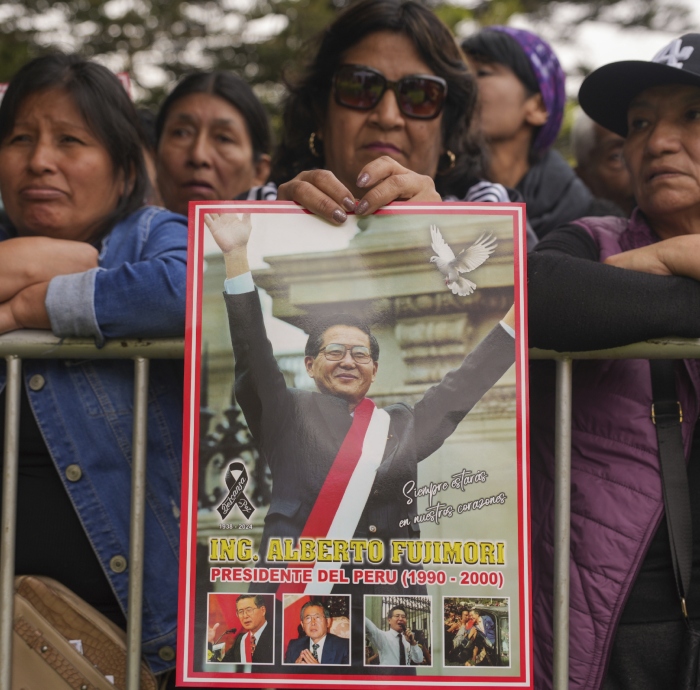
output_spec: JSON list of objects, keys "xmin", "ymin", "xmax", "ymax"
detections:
[
  {"xmin": 356, "ymin": 200, "xmax": 369, "ymax": 215},
  {"xmin": 357, "ymin": 173, "xmax": 370, "ymax": 187},
  {"xmin": 332, "ymin": 209, "xmax": 347, "ymax": 223},
  {"xmin": 342, "ymin": 197, "xmax": 356, "ymax": 212}
]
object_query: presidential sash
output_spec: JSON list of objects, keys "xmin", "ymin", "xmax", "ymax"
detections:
[{"xmin": 275, "ymin": 397, "xmax": 391, "ymax": 598}]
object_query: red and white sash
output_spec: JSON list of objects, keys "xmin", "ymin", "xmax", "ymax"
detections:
[{"xmin": 275, "ymin": 398, "xmax": 391, "ymax": 598}]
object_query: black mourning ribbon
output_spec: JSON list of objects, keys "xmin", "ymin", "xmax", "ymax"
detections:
[{"xmin": 217, "ymin": 461, "xmax": 255, "ymax": 520}]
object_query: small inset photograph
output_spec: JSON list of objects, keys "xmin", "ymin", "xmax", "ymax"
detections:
[
  {"xmin": 443, "ymin": 597, "xmax": 510, "ymax": 668},
  {"xmin": 282, "ymin": 595, "xmax": 351, "ymax": 666},
  {"xmin": 364, "ymin": 595, "xmax": 432, "ymax": 667},
  {"xmin": 206, "ymin": 592, "xmax": 275, "ymax": 664}
]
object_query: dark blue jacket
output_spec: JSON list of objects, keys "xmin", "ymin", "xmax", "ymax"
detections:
[
  {"xmin": 284, "ymin": 632, "xmax": 349, "ymax": 665},
  {"xmin": 0, "ymin": 207, "xmax": 187, "ymax": 672}
]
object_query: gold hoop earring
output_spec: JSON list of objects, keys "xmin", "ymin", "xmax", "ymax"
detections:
[
  {"xmin": 309, "ymin": 132, "xmax": 321, "ymax": 158},
  {"xmin": 444, "ymin": 150, "xmax": 456, "ymax": 171}
]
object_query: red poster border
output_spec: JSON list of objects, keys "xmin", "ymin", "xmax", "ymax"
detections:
[{"xmin": 178, "ymin": 200, "xmax": 532, "ymax": 688}]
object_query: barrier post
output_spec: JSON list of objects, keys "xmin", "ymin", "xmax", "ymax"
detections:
[
  {"xmin": 553, "ymin": 358, "xmax": 572, "ymax": 689},
  {"xmin": 0, "ymin": 357, "xmax": 21, "ymax": 690},
  {"xmin": 125, "ymin": 357, "xmax": 150, "ymax": 690}
]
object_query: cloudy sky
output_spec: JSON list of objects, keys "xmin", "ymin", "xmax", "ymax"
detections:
[{"xmin": 467, "ymin": 0, "xmax": 700, "ymax": 96}]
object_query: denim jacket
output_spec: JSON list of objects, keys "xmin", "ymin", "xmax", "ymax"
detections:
[{"xmin": 0, "ymin": 206, "xmax": 187, "ymax": 672}]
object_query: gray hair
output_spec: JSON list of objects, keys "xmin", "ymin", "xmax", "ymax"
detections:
[{"xmin": 300, "ymin": 601, "xmax": 330, "ymax": 621}]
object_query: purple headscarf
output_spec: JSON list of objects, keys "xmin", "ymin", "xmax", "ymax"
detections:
[{"xmin": 487, "ymin": 26, "xmax": 566, "ymax": 152}]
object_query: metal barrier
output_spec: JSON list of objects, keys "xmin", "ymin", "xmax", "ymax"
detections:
[
  {"xmin": 0, "ymin": 330, "xmax": 184, "ymax": 690},
  {"xmin": 3, "ymin": 330, "xmax": 699, "ymax": 689},
  {"xmin": 530, "ymin": 336, "xmax": 700, "ymax": 689}
]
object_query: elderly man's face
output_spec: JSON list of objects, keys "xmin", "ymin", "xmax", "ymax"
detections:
[
  {"xmin": 624, "ymin": 83, "xmax": 700, "ymax": 236},
  {"xmin": 304, "ymin": 325, "xmax": 378, "ymax": 408},
  {"xmin": 301, "ymin": 605, "xmax": 330, "ymax": 643},
  {"xmin": 388, "ymin": 608, "xmax": 408, "ymax": 633},
  {"xmin": 236, "ymin": 597, "xmax": 266, "ymax": 633}
]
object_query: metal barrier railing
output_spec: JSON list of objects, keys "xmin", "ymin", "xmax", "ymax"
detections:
[
  {"xmin": 3, "ymin": 330, "xmax": 699, "ymax": 689},
  {"xmin": 530, "ymin": 336, "xmax": 700, "ymax": 689},
  {"xmin": 0, "ymin": 330, "xmax": 184, "ymax": 690}
]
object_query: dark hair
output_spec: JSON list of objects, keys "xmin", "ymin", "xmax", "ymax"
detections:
[
  {"xmin": 156, "ymin": 71, "xmax": 271, "ymax": 162},
  {"xmin": 388, "ymin": 605, "xmax": 408, "ymax": 619},
  {"xmin": 272, "ymin": 0, "xmax": 483, "ymax": 197},
  {"xmin": 300, "ymin": 601, "xmax": 330, "ymax": 620},
  {"xmin": 461, "ymin": 30, "xmax": 542, "ymax": 162},
  {"xmin": 305, "ymin": 313, "xmax": 380, "ymax": 362},
  {"xmin": 461, "ymin": 30, "xmax": 539, "ymax": 96},
  {"xmin": 236, "ymin": 594, "xmax": 266, "ymax": 609},
  {"xmin": 137, "ymin": 107, "xmax": 158, "ymax": 152},
  {"xmin": 0, "ymin": 53, "xmax": 148, "ymax": 241}
]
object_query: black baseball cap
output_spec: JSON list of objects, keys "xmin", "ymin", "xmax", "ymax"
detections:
[{"xmin": 579, "ymin": 33, "xmax": 700, "ymax": 137}]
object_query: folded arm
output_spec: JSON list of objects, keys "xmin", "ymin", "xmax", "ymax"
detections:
[
  {"xmin": 528, "ymin": 225, "xmax": 700, "ymax": 352},
  {"xmin": 44, "ymin": 211, "xmax": 187, "ymax": 345},
  {"xmin": 0, "ymin": 236, "xmax": 98, "ymax": 302},
  {"xmin": 0, "ymin": 282, "xmax": 50, "ymax": 334}
]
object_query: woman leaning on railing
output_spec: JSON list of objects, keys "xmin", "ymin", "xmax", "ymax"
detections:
[
  {"xmin": 0, "ymin": 53, "xmax": 187, "ymax": 677},
  {"xmin": 527, "ymin": 33, "xmax": 700, "ymax": 690}
]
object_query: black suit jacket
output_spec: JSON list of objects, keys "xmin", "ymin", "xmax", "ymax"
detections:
[
  {"xmin": 221, "ymin": 621, "xmax": 273, "ymax": 664},
  {"xmin": 224, "ymin": 290, "xmax": 513, "ymax": 593},
  {"xmin": 284, "ymin": 632, "xmax": 349, "ymax": 665}
]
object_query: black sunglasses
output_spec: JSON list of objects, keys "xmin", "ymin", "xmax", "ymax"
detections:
[{"xmin": 333, "ymin": 64, "xmax": 447, "ymax": 120}]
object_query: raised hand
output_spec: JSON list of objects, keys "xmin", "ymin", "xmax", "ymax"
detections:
[
  {"xmin": 207, "ymin": 622, "xmax": 221, "ymax": 644},
  {"xmin": 205, "ymin": 212, "xmax": 252, "ymax": 279},
  {"xmin": 204, "ymin": 213, "xmax": 252, "ymax": 255}
]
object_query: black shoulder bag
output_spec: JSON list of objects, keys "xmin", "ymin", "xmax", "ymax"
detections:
[{"xmin": 651, "ymin": 359, "xmax": 700, "ymax": 689}]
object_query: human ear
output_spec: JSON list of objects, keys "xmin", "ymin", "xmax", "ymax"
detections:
[
  {"xmin": 252, "ymin": 154, "xmax": 271, "ymax": 187},
  {"xmin": 304, "ymin": 356, "xmax": 316, "ymax": 378},
  {"xmin": 524, "ymin": 93, "xmax": 548, "ymax": 127}
]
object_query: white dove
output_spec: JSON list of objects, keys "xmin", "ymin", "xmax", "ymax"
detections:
[{"xmin": 429, "ymin": 224, "xmax": 497, "ymax": 296}]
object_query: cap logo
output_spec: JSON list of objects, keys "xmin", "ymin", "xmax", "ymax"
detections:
[{"xmin": 653, "ymin": 39, "xmax": 694, "ymax": 69}]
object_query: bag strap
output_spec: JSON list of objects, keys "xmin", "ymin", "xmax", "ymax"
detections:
[{"xmin": 650, "ymin": 359, "xmax": 692, "ymax": 619}]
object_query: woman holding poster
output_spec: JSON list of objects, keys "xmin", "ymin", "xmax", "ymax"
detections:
[{"xmin": 250, "ymin": 0, "xmax": 535, "ymax": 248}]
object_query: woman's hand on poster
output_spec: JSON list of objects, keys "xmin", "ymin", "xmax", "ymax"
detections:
[
  {"xmin": 277, "ymin": 156, "xmax": 440, "ymax": 225},
  {"xmin": 295, "ymin": 648, "xmax": 320, "ymax": 664},
  {"xmin": 277, "ymin": 169, "xmax": 356, "ymax": 225},
  {"xmin": 352, "ymin": 156, "xmax": 441, "ymax": 216},
  {"xmin": 603, "ymin": 235, "xmax": 700, "ymax": 281}
]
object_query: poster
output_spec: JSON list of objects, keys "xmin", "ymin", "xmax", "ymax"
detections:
[{"xmin": 178, "ymin": 200, "xmax": 531, "ymax": 688}]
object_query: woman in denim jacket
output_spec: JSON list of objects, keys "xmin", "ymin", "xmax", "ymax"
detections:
[{"xmin": 0, "ymin": 54, "xmax": 186, "ymax": 674}]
